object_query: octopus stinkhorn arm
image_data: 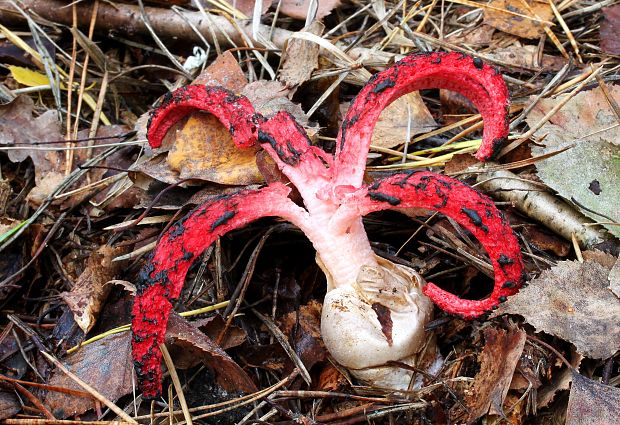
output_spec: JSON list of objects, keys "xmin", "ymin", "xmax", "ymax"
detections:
[
  {"xmin": 131, "ymin": 51, "xmax": 524, "ymax": 398},
  {"xmin": 133, "ymin": 184, "xmax": 310, "ymax": 398},
  {"xmin": 335, "ymin": 52, "xmax": 510, "ymax": 188},
  {"xmin": 331, "ymin": 171, "xmax": 524, "ymax": 319}
]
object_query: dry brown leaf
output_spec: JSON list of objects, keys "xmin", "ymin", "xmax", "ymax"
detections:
[
  {"xmin": 60, "ymin": 246, "xmax": 128, "ymax": 333},
  {"xmin": 372, "ymin": 93, "xmax": 436, "ymax": 149},
  {"xmin": 339, "ymin": 92, "xmax": 436, "ymax": 150},
  {"xmin": 43, "ymin": 332, "xmax": 133, "ymax": 418},
  {"xmin": 166, "ymin": 52, "xmax": 264, "ymax": 185},
  {"xmin": 0, "ymin": 96, "xmax": 63, "ymax": 201},
  {"xmin": 279, "ymin": 21, "xmax": 323, "ymax": 87},
  {"xmin": 280, "ymin": 0, "xmax": 341, "ymax": 20},
  {"xmin": 223, "ymin": 0, "xmax": 272, "ymax": 18},
  {"xmin": 279, "ymin": 300, "xmax": 327, "ymax": 371},
  {"xmin": 486, "ymin": 45, "xmax": 568, "ymax": 70},
  {"xmin": 465, "ymin": 326, "xmax": 526, "ymax": 422},
  {"xmin": 536, "ymin": 346, "xmax": 583, "ymax": 409},
  {"xmin": 566, "ymin": 371, "xmax": 620, "ymax": 425},
  {"xmin": 600, "ymin": 5, "xmax": 620, "ymax": 55},
  {"xmin": 483, "ymin": 0, "xmax": 553, "ymax": 39},
  {"xmin": 166, "ymin": 313, "xmax": 257, "ymax": 393},
  {"xmin": 494, "ymin": 260, "xmax": 620, "ymax": 359},
  {"xmin": 0, "ymin": 390, "xmax": 20, "ymax": 420},
  {"xmin": 168, "ymin": 113, "xmax": 263, "ymax": 184},
  {"xmin": 444, "ymin": 25, "xmax": 495, "ymax": 47}
]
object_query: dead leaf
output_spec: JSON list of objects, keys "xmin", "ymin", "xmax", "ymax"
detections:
[
  {"xmin": 166, "ymin": 52, "xmax": 264, "ymax": 185},
  {"xmin": 600, "ymin": 5, "xmax": 620, "ymax": 55},
  {"xmin": 528, "ymin": 86, "xmax": 620, "ymax": 239},
  {"xmin": 444, "ymin": 25, "xmax": 495, "ymax": 47},
  {"xmin": 537, "ymin": 346, "xmax": 583, "ymax": 409},
  {"xmin": 224, "ymin": 0, "xmax": 272, "ymax": 18},
  {"xmin": 373, "ymin": 93, "xmax": 436, "ymax": 149},
  {"xmin": 279, "ymin": 300, "xmax": 327, "ymax": 371},
  {"xmin": 166, "ymin": 313, "xmax": 257, "ymax": 393},
  {"xmin": 340, "ymin": 92, "xmax": 436, "ymax": 150},
  {"xmin": 0, "ymin": 95, "xmax": 63, "ymax": 185},
  {"xmin": 484, "ymin": 0, "xmax": 553, "ymax": 39},
  {"xmin": 494, "ymin": 260, "xmax": 620, "ymax": 359},
  {"xmin": 486, "ymin": 45, "xmax": 568, "ymax": 71},
  {"xmin": 167, "ymin": 113, "xmax": 263, "ymax": 184},
  {"xmin": 60, "ymin": 246, "xmax": 128, "ymax": 333},
  {"xmin": 0, "ymin": 390, "xmax": 20, "ymax": 420},
  {"xmin": 280, "ymin": 0, "xmax": 341, "ymax": 20},
  {"xmin": 279, "ymin": 21, "xmax": 323, "ymax": 87},
  {"xmin": 43, "ymin": 332, "xmax": 133, "ymax": 419},
  {"xmin": 566, "ymin": 371, "xmax": 620, "ymax": 425},
  {"xmin": 465, "ymin": 326, "xmax": 526, "ymax": 422}
]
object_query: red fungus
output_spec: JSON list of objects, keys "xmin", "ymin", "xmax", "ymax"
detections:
[{"xmin": 132, "ymin": 52, "xmax": 524, "ymax": 398}]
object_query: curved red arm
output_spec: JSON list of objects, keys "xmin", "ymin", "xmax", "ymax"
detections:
[
  {"xmin": 132, "ymin": 183, "xmax": 309, "ymax": 398},
  {"xmin": 333, "ymin": 171, "xmax": 524, "ymax": 319},
  {"xmin": 147, "ymin": 85, "xmax": 263, "ymax": 149},
  {"xmin": 334, "ymin": 52, "xmax": 510, "ymax": 188}
]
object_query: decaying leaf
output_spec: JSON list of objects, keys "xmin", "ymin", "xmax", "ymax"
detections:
[
  {"xmin": 43, "ymin": 332, "xmax": 133, "ymax": 419},
  {"xmin": 280, "ymin": 0, "xmax": 341, "ymax": 20},
  {"xmin": 166, "ymin": 52, "xmax": 264, "ymax": 185},
  {"xmin": 486, "ymin": 45, "xmax": 568, "ymax": 70},
  {"xmin": 339, "ymin": 92, "xmax": 436, "ymax": 150},
  {"xmin": 372, "ymin": 92, "xmax": 436, "ymax": 149},
  {"xmin": 279, "ymin": 21, "xmax": 323, "ymax": 87},
  {"xmin": 166, "ymin": 313, "xmax": 257, "ymax": 393},
  {"xmin": 60, "ymin": 246, "xmax": 127, "ymax": 333},
  {"xmin": 465, "ymin": 326, "xmax": 526, "ymax": 422},
  {"xmin": 483, "ymin": 0, "xmax": 553, "ymax": 39},
  {"xmin": 528, "ymin": 86, "xmax": 620, "ymax": 239},
  {"xmin": 600, "ymin": 5, "xmax": 620, "ymax": 55},
  {"xmin": 566, "ymin": 371, "xmax": 620, "ymax": 425},
  {"xmin": 223, "ymin": 0, "xmax": 272, "ymax": 17},
  {"xmin": 0, "ymin": 390, "xmax": 20, "ymax": 420},
  {"xmin": 494, "ymin": 260, "xmax": 620, "ymax": 359}
]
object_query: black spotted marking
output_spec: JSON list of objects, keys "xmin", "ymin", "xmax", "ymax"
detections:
[
  {"xmin": 473, "ymin": 57, "xmax": 484, "ymax": 70},
  {"xmin": 391, "ymin": 170, "xmax": 420, "ymax": 188},
  {"xmin": 286, "ymin": 141, "xmax": 302, "ymax": 162},
  {"xmin": 371, "ymin": 77, "xmax": 396, "ymax": 94},
  {"xmin": 224, "ymin": 92, "xmax": 242, "ymax": 103},
  {"xmin": 210, "ymin": 210, "xmax": 236, "ymax": 232},
  {"xmin": 489, "ymin": 136, "xmax": 507, "ymax": 160},
  {"xmin": 136, "ymin": 260, "xmax": 171, "ymax": 295},
  {"xmin": 461, "ymin": 207, "xmax": 489, "ymax": 233},
  {"xmin": 339, "ymin": 114, "xmax": 359, "ymax": 151},
  {"xmin": 168, "ymin": 221, "xmax": 186, "ymax": 241},
  {"xmin": 431, "ymin": 55, "xmax": 442, "ymax": 64},
  {"xmin": 491, "ymin": 305, "xmax": 499, "ymax": 310},
  {"xmin": 502, "ymin": 281, "xmax": 516, "ymax": 289},
  {"xmin": 133, "ymin": 333, "xmax": 146, "ymax": 343},
  {"xmin": 499, "ymin": 296, "xmax": 507, "ymax": 303},
  {"xmin": 181, "ymin": 246, "xmax": 194, "ymax": 262},
  {"xmin": 498, "ymin": 254, "xmax": 514, "ymax": 269},
  {"xmin": 368, "ymin": 191, "xmax": 401, "ymax": 206},
  {"xmin": 257, "ymin": 130, "xmax": 299, "ymax": 166}
]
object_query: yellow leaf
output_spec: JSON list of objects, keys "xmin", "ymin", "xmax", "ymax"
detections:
[{"xmin": 9, "ymin": 66, "xmax": 53, "ymax": 87}]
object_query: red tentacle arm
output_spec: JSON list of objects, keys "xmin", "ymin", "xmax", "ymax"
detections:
[
  {"xmin": 331, "ymin": 172, "xmax": 524, "ymax": 319},
  {"xmin": 146, "ymin": 85, "xmax": 263, "ymax": 149},
  {"xmin": 132, "ymin": 183, "xmax": 310, "ymax": 399},
  {"xmin": 258, "ymin": 112, "xmax": 336, "ymax": 213},
  {"xmin": 334, "ymin": 52, "xmax": 510, "ymax": 188}
]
